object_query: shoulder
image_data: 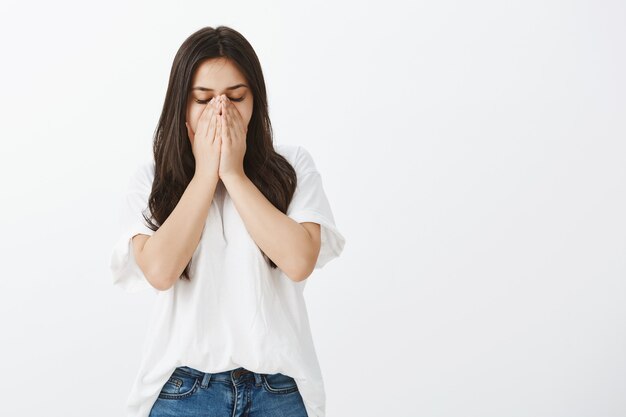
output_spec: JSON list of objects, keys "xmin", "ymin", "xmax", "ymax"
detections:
[{"xmin": 274, "ymin": 143, "xmax": 319, "ymax": 176}]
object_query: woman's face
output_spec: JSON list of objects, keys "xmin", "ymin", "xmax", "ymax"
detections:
[{"xmin": 186, "ymin": 57, "xmax": 253, "ymax": 145}]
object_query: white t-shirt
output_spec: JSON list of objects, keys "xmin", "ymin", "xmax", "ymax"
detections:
[{"xmin": 110, "ymin": 143, "xmax": 346, "ymax": 417}]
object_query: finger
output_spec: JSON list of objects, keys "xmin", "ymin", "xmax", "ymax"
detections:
[
  {"xmin": 225, "ymin": 106, "xmax": 243, "ymax": 141},
  {"xmin": 200, "ymin": 97, "xmax": 216, "ymax": 120},
  {"xmin": 207, "ymin": 110, "xmax": 217, "ymax": 141},
  {"xmin": 215, "ymin": 134, "xmax": 222, "ymax": 155},
  {"xmin": 225, "ymin": 99, "xmax": 246, "ymax": 136},
  {"xmin": 214, "ymin": 112, "xmax": 222, "ymax": 144},
  {"xmin": 206, "ymin": 100, "xmax": 219, "ymax": 140},
  {"xmin": 197, "ymin": 98, "xmax": 217, "ymax": 138},
  {"xmin": 224, "ymin": 111, "xmax": 234, "ymax": 142},
  {"xmin": 221, "ymin": 100, "xmax": 233, "ymax": 134},
  {"xmin": 196, "ymin": 109, "xmax": 212, "ymax": 139},
  {"xmin": 221, "ymin": 113, "xmax": 230, "ymax": 147}
]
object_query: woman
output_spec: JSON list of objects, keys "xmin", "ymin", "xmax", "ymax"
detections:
[{"xmin": 110, "ymin": 26, "xmax": 346, "ymax": 417}]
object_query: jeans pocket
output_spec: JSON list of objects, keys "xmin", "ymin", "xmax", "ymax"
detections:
[
  {"xmin": 261, "ymin": 372, "xmax": 299, "ymax": 394},
  {"xmin": 157, "ymin": 367, "xmax": 200, "ymax": 399}
]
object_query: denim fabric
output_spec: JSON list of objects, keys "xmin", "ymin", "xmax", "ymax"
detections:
[{"xmin": 149, "ymin": 365, "xmax": 308, "ymax": 417}]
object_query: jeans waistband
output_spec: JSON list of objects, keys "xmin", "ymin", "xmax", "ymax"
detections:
[{"xmin": 176, "ymin": 365, "xmax": 263, "ymax": 386}]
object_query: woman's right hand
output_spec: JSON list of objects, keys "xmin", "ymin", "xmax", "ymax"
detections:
[{"xmin": 186, "ymin": 96, "xmax": 223, "ymax": 181}]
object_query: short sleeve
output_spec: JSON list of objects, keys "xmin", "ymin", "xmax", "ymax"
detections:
[
  {"xmin": 109, "ymin": 161, "xmax": 158, "ymax": 293},
  {"xmin": 286, "ymin": 146, "xmax": 346, "ymax": 269}
]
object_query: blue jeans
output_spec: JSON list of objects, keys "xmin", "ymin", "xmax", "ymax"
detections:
[{"xmin": 149, "ymin": 365, "xmax": 308, "ymax": 417}]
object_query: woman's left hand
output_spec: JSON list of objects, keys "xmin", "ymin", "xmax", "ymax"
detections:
[{"xmin": 218, "ymin": 96, "xmax": 248, "ymax": 181}]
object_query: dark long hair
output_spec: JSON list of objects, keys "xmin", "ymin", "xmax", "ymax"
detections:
[{"xmin": 142, "ymin": 26, "xmax": 297, "ymax": 281}]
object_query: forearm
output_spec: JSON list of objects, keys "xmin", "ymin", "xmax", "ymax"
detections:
[
  {"xmin": 140, "ymin": 174, "xmax": 218, "ymax": 289},
  {"xmin": 221, "ymin": 173, "xmax": 314, "ymax": 281}
]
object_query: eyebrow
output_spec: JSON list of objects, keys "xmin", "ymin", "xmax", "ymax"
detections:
[{"xmin": 191, "ymin": 83, "xmax": 249, "ymax": 92}]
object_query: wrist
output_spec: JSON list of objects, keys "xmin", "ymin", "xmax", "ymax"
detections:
[
  {"xmin": 220, "ymin": 171, "xmax": 247, "ymax": 186},
  {"xmin": 192, "ymin": 170, "xmax": 219, "ymax": 186}
]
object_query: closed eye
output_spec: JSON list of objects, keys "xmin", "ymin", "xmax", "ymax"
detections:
[{"xmin": 195, "ymin": 96, "xmax": 245, "ymax": 104}]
